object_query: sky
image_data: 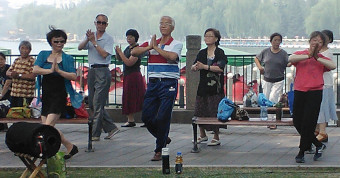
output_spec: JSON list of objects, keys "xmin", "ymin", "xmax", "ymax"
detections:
[{"xmin": 7, "ymin": 0, "xmax": 54, "ymax": 9}]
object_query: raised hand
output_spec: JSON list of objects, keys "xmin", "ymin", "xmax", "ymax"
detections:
[
  {"xmin": 313, "ymin": 44, "xmax": 319, "ymax": 59},
  {"xmin": 114, "ymin": 45, "xmax": 122, "ymax": 61},
  {"xmin": 151, "ymin": 34, "xmax": 157, "ymax": 49},
  {"xmin": 86, "ymin": 29, "xmax": 95, "ymax": 43},
  {"xmin": 52, "ymin": 57, "xmax": 58, "ymax": 73}
]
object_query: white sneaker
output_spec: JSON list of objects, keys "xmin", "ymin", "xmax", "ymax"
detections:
[
  {"xmin": 104, "ymin": 128, "xmax": 120, "ymax": 139},
  {"xmin": 207, "ymin": 139, "xmax": 221, "ymax": 146},
  {"xmin": 192, "ymin": 136, "xmax": 208, "ymax": 144}
]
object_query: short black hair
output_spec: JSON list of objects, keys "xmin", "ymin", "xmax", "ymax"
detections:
[
  {"xmin": 204, "ymin": 28, "xmax": 221, "ymax": 46},
  {"xmin": 46, "ymin": 26, "xmax": 67, "ymax": 46},
  {"xmin": 270, "ymin": 33, "xmax": 282, "ymax": 42},
  {"xmin": 322, "ymin": 29, "xmax": 333, "ymax": 43},
  {"xmin": 126, "ymin": 29, "xmax": 139, "ymax": 42},
  {"xmin": 0, "ymin": 52, "xmax": 5, "ymax": 59}
]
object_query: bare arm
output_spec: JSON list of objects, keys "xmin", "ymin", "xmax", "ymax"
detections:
[
  {"xmin": 196, "ymin": 61, "xmax": 223, "ymax": 73},
  {"xmin": 151, "ymin": 35, "xmax": 178, "ymax": 62},
  {"xmin": 78, "ymin": 37, "xmax": 89, "ymax": 50},
  {"xmin": 316, "ymin": 57, "xmax": 336, "ymax": 70},
  {"xmin": 131, "ymin": 46, "xmax": 151, "ymax": 57},
  {"xmin": 54, "ymin": 59, "xmax": 77, "ymax": 81},
  {"xmin": 33, "ymin": 65, "xmax": 54, "ymax": 75},
  {"xmin": 0, "ymin": 79, "xmax": 11, "ymax": 100},
  {"xmin": 153, "ymin": 45, "xmax": 179, "ymax": 62},
  {"xmin": 288, "ymin": 54, "xmax": 310, "ymax": 63},
  {"xmin": 115, "ymin": 46, "xmax": 139, "ymax": 67},
  {"xmin": 254, "ymin": 57, "xmax": 264, "ymax": 74}
]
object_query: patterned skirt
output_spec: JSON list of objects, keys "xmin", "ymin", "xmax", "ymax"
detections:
[{"xmin": 194, "ymin": 93, "xmax": 227, "ymax": 131}]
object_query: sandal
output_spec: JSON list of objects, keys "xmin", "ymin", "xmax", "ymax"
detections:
[
  {"xmin": 207, "ymin": 139, "xmax": 221, "ymax": 146},
  {"xmin": 192, "ymin": 136, "xmax": 208, "ymax": 144},
  {"xmin": 316, "ymin": 133, "xmax": 328, "ymax": 142}
]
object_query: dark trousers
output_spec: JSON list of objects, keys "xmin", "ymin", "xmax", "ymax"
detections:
[
  {"xmin": 11, "ymin": 97, "xmax": 33, "ymax": 107},
  {"xmin": 293, "ymin": 90, "xmax": 323, "ymax": 151},
  {"xmin": 142, "ymin": 79, "xmax": 178, "ymax": 153}
]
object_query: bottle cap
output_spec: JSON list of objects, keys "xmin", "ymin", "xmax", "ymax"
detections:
[
  {"xmin": 177, "ymin": 151, "xmax": 182, "ymax": 155},
  {"xmin": 162, "ymin": 148, "xmax": 169, "ymax": 156}
]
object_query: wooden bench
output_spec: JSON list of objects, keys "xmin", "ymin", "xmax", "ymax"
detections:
[
  {"xmin": 191, "ymin": 114, "xmax": 294, "ymax": 153},
  {"xmin": 0, "ymin": 117, "xmax": 94, "ymax": 152}
]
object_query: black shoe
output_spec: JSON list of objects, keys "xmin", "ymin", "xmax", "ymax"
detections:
[
  {"xmin": 0, "ymin": 123, "xmax": 8, "ymax": 132},
  {"xmin": 314, "ymin": 144, "xmax": 326, "ymax": 161},
  {"xmin": 295, "ymin": 155, "xmax": 305, "ymax": 163},
  {"xmin": 166, "ymin": 137, "xmax": 171, "ymax": 145},
  {"xmin": 305, "ymin": 145, "xmax": 315, "ymax": 154},
  {"xmin": 64, "ymin": 145, "xmax": 79, "ymax": 160},
  {"xmin": 121, "ymin": 122, "xmax": 136, "ymax": 127}
]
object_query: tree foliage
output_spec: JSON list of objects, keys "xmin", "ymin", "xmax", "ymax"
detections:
[{"xmin": 10, "ymin": 0, "xmax": 339, "ymax": 41}]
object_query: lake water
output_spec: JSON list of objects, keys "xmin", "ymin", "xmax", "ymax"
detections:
[{"xmin": 3, "ymin": 40, "xmax": 340, "ymax": 56}]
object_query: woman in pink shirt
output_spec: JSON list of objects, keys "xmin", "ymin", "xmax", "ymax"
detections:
[{"xmin": 288, "ymin": 31, "xmax": 336, "ymax": 163}]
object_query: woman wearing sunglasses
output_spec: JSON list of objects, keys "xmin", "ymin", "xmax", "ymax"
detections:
[{"xmin": 33, "ymin": 26, "xmax": 81, "ymax": 160}]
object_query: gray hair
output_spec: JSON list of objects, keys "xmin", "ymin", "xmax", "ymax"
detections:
[
  {"xmin": 96, "ymin": 14, "xmax": 108, "ymax": 22},
  {"xmin": 19, "ymin": 40, "xmax": 32, "ymax": 50},
  {"xmin": 161, "ymin": 16, "xmax": 175, "ymax": 28}
]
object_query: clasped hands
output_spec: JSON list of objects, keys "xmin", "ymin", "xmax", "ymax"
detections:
[
  {"xmin": 147, "ymin": 34, "xmax": 159, "ymax": 50},
  {"xmin": 309, "ymin": 44, "xmax": 320, "ymax": 60},
  {"xmin": 49, "ymin": 58, "xmax": 61, "ymax": 74},
  {"xmin": 191, "ymin": 61, "xmax": 205, "ymax": 71},
  {"xmin": 86, "ymin": 29, "xmax": 95, "ymax": 43}
]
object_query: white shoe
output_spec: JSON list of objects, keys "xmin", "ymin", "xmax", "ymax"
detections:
[
  {"xmin": 192, "ymin": 136, "xmax": 208, "ymax": 144},
  {"xmin": 207, "ymin": 139, "xmax": 221, "ymax": 146}
]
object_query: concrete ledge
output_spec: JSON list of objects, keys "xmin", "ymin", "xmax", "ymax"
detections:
[{"xmin": 106, "ymin": 107, "xmax": 194, "ymax": 124}]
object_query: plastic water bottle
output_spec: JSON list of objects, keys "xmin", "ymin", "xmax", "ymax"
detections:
[
  {"xmin": 175, "ymin": 152, "xmax": 183, "ymax": 174},
  {"xmin": 260, "ymin": 106, "xmax": 268, "ymax": 121},
  {"xmin": 162, "ymin": 148, "xmax": 170, "ymax": 174}
]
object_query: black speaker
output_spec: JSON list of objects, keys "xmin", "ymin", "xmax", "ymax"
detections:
[{"xmin": 5, "ymin": 122, "xmax": 61, "ymax": 158}]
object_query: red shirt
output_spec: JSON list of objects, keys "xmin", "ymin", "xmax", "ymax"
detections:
[{"xmin": 292, "ymin": 49, "xmax": 331, "ymax": 91}]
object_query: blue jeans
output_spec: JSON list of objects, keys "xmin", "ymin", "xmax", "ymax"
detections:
[
  {"xmin": 88, "ymin": 67, "xmax": 117, "ymax": 137},
  {"xmin": 142, "ymin": 78, "xmax": 178, "ymax": 153}
]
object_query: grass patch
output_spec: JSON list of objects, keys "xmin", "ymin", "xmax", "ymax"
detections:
[{"xmin": 1, "ymin": 167, "xmax": 340, "ymax": 177}]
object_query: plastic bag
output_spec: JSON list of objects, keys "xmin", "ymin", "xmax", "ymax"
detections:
[
  {"xmin": 47, "ymin": 151, "xmax": 66, "ymax": 178},
  {"xmin": 258, "ymin": 93, "xmax": 274, "ymax": 107},
  {"xmin": 30, "ymin": 98, "xmax": 42, "ymax": 119},
  {"xmin": 6, "ymin": 107, "xmax": 31, "ymax": 118},
  {"xmin": 243, "ymin": 88, "xmax": 258, "ymax": 107},
  {"xmin": 217, "ymin": 97, "xmax": 236, "ymax": 122},
  {"xmin": 74, "ymin": 103, "xmax": 89, "ymax": 118},
  {"xmin": 287, "ymin": 83, "xmax": 294, "ymax": 116}
]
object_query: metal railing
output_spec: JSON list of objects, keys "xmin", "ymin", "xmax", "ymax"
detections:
[{"xmin": 5, "ymin": 53, "xmax": 340, "ymax": 107}]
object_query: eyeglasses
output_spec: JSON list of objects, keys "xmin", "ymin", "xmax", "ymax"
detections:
[
  {"xmin": 96, "ymin": 21, "xmax": 107, "ymax": 25},
  {"xmin": 159, "ymin": 22, "xmax": 172, "ymax": 27},
  {"xmin": 53, "ymin": 40, "xmax": 65, "ymax": 44}
]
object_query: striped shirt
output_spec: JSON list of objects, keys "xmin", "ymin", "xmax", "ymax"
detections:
[{"xmin": 140, "ymin": 37, "xmax": 183, "ymax": 79}]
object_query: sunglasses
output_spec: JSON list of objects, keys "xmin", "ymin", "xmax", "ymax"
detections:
[
  {"xmin": 96, "ymin": 21, "xmax": 107, "ymax": 25},
  {"xmin": 53, "ymin": 40, "xmax": 65, "ymax": 44}
]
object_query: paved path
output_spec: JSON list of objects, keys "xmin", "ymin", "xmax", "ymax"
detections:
[{"xmin": 1, "ymin": 123, "xmax": 340, "ymax": 168}]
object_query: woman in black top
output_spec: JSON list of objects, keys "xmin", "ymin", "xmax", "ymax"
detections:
[
  {"xmin": 115, "ymin": 29, "xmax": 146, "ymax": 127},
  {"xmin": 191, "ymin": 28, "xmax": 228, "ymax": 146}
]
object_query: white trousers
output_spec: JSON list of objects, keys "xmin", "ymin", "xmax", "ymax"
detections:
[{"xmin": 262, "ymin": 80, "xmax": 284, "ymax": 103}]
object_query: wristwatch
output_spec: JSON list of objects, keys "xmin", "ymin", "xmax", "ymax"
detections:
[
  {"xmin": 19, "ymin": 74, "xmax": 22, "ymax": 78},
  {"xmin": 94, "ymin": 44, "xmax": 98, "ymax": 48}
]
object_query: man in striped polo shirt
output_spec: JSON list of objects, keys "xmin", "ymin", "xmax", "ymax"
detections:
[{"xmin": 132, "ymin": 16, "xmax": 183, "ymax": 161}]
